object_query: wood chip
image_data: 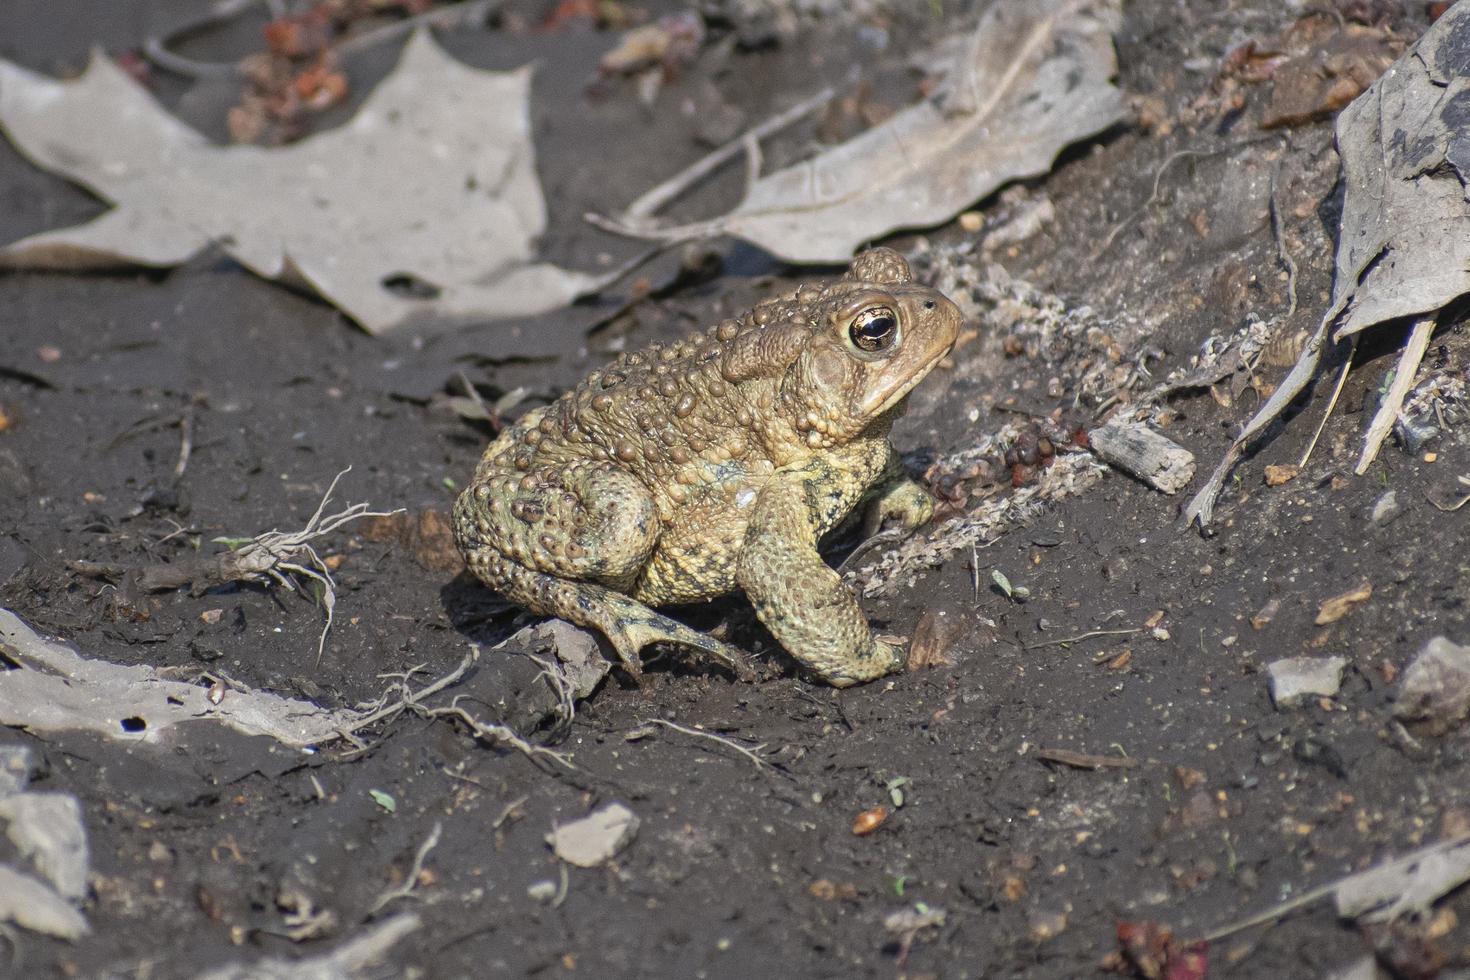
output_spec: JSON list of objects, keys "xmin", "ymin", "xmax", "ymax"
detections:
[
  {"xmin": 1264, "ymin": 463, "xmax": 1300, "ymax": 486},
  {"xmin": 1316, "ymin": 581, "xmax": 1373, "ymax": 625},
  {"xmin": 1088, "ymin": 420, "xmax": 1196, "ymax": 494}
]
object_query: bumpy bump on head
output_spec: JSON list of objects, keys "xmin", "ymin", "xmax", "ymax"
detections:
[{"xmin": 845, "ymin": 247, "xmax": 912, "ymax": 286}]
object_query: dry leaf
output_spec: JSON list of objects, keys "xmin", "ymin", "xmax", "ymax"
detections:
[
  {"xmin": 1315, "ymin": 581, "xmax": 1373, "ymax": 625},
  {"xmin": 0, "ymin": 608, "xmax": 361, "ymax": 748},
  {"xmin": 1335, "ymin": 835, "xmax": 1470, "ymax": 923},
  {"xmin": 0, "ymin": 31, "xmax": 606, "ymax": 333},
  {"xmin": 907, "ymin": 607, "xmax": 961, "ymax": 670},
  {"xmin": 608, "ymin": 0, "xmax": 1124, "ymax": 262},
  {"xmin": 1184, "ymin": 5, "xmax": 1470, "ymax": 525}
]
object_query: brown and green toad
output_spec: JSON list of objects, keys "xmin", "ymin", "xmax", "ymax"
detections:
[{"xmin": 453, "ymin": 248, "xmax": 961, "ymax": 687}]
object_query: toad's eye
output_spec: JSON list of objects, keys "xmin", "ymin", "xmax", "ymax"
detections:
[{"xmin": 849, "ymin": 307, "xmax": 898, "ymax": 353}]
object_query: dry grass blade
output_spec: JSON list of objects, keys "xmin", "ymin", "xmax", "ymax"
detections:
[
  {"xmin": 368, "ymin": 822, "xmax": 443, "ymax": 915},
  {"xmin": 1356, "ymin": 315, "xmax": 1435, "ymax": 474},
  {"xmin": 635, "ymin": 719, "xmax": 773, "ymax": 772},
  {"xmin": 424, "ymin": 701, "xmax": 577, "ymax": 771}
]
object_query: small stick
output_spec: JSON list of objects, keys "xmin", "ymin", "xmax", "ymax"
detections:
[
  {"xmin": 144, "ymin": 0, "xmax": 501, "ymax": 80},
  {"xmin": 1296, "ymin": 338, "xmax": 1356, "ymax": 470},
  {"xmin": 492, "ymin": 795, "xmax": 528, "ymax": 830},
  {"xmin": 368, "ymin": 821, "xmax": 442, "ymax": 915},
  {"xmin": 1024, "ymin": 628, "xmax": 1142, "ymax": 651},
  {"xmin": 1033, "ymin": 747, "xmax": 1138, "ymax": 770},
  {"xmin": 342, "ymin": 652, "xmax": 474, "ymax": 735},
  {"xmin": 637, "ymin": 719, "xmax": 771, "ymax": 771},
  {"xmin": 425, "ymin": 702, "xmax": 578, "ymax": 770},
  {"xmin": 336, "ymin": 0, "xmax": 502, "ymax": 59},
  {"xmin": 618, "ymin": 87, "xmax": 835, "ymax": 222},
  {"xmin": 1200, "ymin": 881, "xmax": 1340, "ymax": 942},
  {"xmin": 1269, "ymin": 169, "xmax": 1299, "ymax": 319},
  {"xmin": 1356, "ymin": 316, "xmax": 1435, "ymax": 474}
]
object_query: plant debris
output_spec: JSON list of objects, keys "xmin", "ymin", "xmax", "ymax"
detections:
[
  {"xmin": 1184, "ymin": 4, "xmax": 1470, "ymax": 525},
  {"xmin": 195, "ymin": 913, "xmax": 421, "ymax": 980},
  {"xmin": 1105, "ymin": 919, "xmax": 1207, "ymax": 980},
  {"xmin": 1088, "ymin": 419, "xmax": 1196, "ymax": 495},
  {"xmin": 599, "ymin": 0, "xmax": 1125, "ymax": 262},
  {"xmin": 0, "ymin": 31, "xmax": 612, "ymax": 332},
  {"xmin": 0, "ymin": 865, "xmax": 89, "ymax": 941},
  {"xmin": 1206, "ymin": 834, "xmax": 1470, "ymax": 942},
  {"xmin": 0, "ymin": 608, "xmax": 362, "ymax": 748},
  {"xmin": 1316, "ymin": 581, "xmax": 1373, "ymax": 625}
]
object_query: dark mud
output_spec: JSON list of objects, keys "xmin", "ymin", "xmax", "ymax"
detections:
[{"xmin": 1, "ymin": 1, "xmax": 1467, "ymax": 978}]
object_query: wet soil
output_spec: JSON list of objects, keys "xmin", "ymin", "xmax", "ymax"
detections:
[{"xmin": 1, "ymin": 1, "xmax": 1468, "ymax": 978}]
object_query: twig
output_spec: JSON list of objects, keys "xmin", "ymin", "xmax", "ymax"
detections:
[
  {"xmin": 335, "ymin": 0, "xmax": 501, "ymax": 59},
  {"xmin": 618, "ymin": 87, "xmax": 835, "ymax": 222},
  {"xmin": 1024, "ymin": 628, "xmax": 1142, "ymax": 651},
  {"xmin": 635, "ymin": 719, "xmax": 772, "ymax": 771},
  {"xmin": 527, "ymin": 652, "xmax": 577, "ymax": 738},
  {"xmin": 1097, "ymin": 149, "xmax": 1213, "ymax": 255},
  {"xmin": 1033, "ymin": 747, "xmax": 1138, "ymax": 770},
  {"xmin": 1203, "ymin": 832, "xmax": 1470, "ymax": 942},
  {"xmin": 144, "ymin": 0, "xmax": 501, "ymax": 80},
  {"xmin": 1296, "ymin": 338, "xmax": 1355, "ymax": 470},
  {"xmin": 142, "ymin": 38, "xmax": 241, "ymax": 79},
  {"xmin": 1357, "ymin": 315, "xmax": 1436, "ymax": 474},
  {"xmin": 740, "ymin": 131, "xmax": 764, "ymax": 201},
  {"xmin": 492, "ymin": 795, "xmax": 528, "ymax": 830},
  {"xmin": 1269, "ymin": 169, "xmax": 1300, "ymax": 320},
  {"xmin": 341, "ymin": 651, "xmax": 475, "ymax": 737},
  {"xmin": 368, "ymin": 821, "xmax": 443, "ymax": 915},
  {"xmin": 425, "ymin": 701, "xmax": 578, "ymax": 771},
  {"xmin": 552, "ymin": 863, "xmax": 569, "ymax": 910},
  {"xmin": 1201, "ymin": 880, "xmax": 1341, "ymax": 942}
]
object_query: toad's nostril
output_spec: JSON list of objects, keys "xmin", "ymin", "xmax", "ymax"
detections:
[{"xmin": 923, "ymin": 300, "xmax": 936, "ymax": 310}]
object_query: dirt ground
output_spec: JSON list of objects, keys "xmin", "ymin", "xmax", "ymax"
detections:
[{"xmin": 2, "ymin": 0, "xmax": 1469, "ymax": 977}]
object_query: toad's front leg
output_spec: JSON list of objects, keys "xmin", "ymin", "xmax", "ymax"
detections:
[
  {"xmin": 736, "ymin": 462, "xmax": 905, "ymax": 687},
  {"xmin": 860, "ymin": 444, "xmax": 935, "ymax": 537}
]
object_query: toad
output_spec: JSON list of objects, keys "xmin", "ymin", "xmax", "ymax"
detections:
[{"xmin": 453, "ymin": 247, "xmax": 961, "ymax": 686}]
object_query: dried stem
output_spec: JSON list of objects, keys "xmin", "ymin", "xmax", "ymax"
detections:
[
  {"xmin": 1356, "ymin": 316, "xmax": 1436, "ymax": 474},
  {"xmin": 368, "ymin": 821, "xmax": 443, "ymax": 915},
  {"xmin": 617, "ymin": 87, "xmax": 835, "ymax": 222},
  {"xmin": 636, "ymin": 719, "xmax": 772, "ymax": 771}
]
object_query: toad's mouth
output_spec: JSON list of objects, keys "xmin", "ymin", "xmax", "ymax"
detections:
[{"xmin": 857, "ymin": 346, "xmax": 952, "ymax": 419}]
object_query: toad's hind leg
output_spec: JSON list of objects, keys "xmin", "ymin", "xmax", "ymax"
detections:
[
  {"xmin": 501, "ymin": 567, "xmax": 753, "ymax": 681},
  {"xmin": 454, "ymin": 461, "xmax": 752, "ymax": 680}
]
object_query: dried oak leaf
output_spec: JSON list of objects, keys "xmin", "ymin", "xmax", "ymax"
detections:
[{"xmin": 0, "ymin": 31, "xmax": 606, "ymax": 333}]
